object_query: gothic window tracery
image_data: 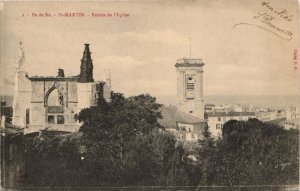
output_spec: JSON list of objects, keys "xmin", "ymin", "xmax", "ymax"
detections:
[{"xmin": 44, "ymin": 82, "xmax": 65, "ymax": 125}]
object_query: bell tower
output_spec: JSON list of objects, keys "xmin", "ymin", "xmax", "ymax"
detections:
[
  {"xmin": 175, "ymin": 57, "xmax": 205, "ymax": 119},
  {"xmin": 79, "ymin": 44, "xmax": 94, "ymax": 83}
]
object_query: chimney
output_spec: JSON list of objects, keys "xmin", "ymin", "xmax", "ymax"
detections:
[{"xmin": 57, "ymin": 68, "xmax": 65, "ymax": 77}]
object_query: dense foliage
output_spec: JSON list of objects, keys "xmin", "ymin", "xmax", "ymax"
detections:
[
  {"xmin": 22, "ymin": 92, "xmax": 299, "ymax": 187},
  {"xmin": 211, "ymin": 119, "xmax": 299, "ymax": 185},
  {"xmin": 23, "ymin": 93, "xmax": 191, "ymax": 186}
]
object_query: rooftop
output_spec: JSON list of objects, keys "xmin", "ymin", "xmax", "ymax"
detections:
[
  {"xmin": 158, "ymin": 105, "xmax": 207, "ymax": 129},
  {"xmin": 207, "ymin": 111, "xmax": 256, "ymax": 117},
  {"xmin": 175, "ymin": 57, "xmax": 204, "ymax": 68},
  {"xmin": 28, "ymin": 75, "xmax": 80, "ymax": 81}
]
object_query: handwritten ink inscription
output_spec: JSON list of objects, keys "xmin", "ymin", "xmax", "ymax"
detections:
[
  {"xmin": 234, "ymin": 1, "xmax": 294, "ymax": 41},
  {"xmin": 260, "ymin": 2, "xmax": 293, "ymax": 22}
]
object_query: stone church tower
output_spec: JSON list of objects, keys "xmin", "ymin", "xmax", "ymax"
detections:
[{"xmin": 175, "ymin": 58, "xmax": 205, "ymax": 119}]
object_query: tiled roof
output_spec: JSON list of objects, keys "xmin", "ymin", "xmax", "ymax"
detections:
[
  {"xmin": 207, "ymin": 111, "xmax": 256, "ymax": 117},
  {"xmin": 158, "ymin": 106, "xmax": 206, "ymax": 128},
  {"xmin": 176, "ymin": 111, "xmax": 206, "ymax": 124}
]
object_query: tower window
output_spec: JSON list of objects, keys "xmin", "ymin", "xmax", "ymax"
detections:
[{"xmin": 185, "ymin": 76, "xmax": 195, "ymax": 99}]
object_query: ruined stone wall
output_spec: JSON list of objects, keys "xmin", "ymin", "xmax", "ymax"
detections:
[{"xmin": 26, "ymin": 79, "xmax": 80, "ymax": 134}]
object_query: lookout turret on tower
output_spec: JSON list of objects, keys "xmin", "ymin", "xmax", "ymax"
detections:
[{"xmin": 79, "ymin": 44, "xmax": 94, "ymax": 83}]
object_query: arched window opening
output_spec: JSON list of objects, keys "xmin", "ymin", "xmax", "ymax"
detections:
[
  {"xmin": 45, "ymin": 87, "xmax": 65, "ymax": 125},
  {"xmin": 48, "ymin": 89, "xmax": 63, "ymax": 106}
]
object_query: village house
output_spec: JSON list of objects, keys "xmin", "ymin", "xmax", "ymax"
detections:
[{"xmin": 206, "ymin": 111, "xmax": 256, "ymax": 138}]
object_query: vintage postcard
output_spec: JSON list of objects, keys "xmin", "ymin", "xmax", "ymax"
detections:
[{"xmin": 0, "ymin": 0, "xmax": 299, "ymax": 190}]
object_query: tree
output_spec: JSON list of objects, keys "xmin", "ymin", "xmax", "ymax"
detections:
[
  {"xmin": 195, "ymin": 125, "xmax": 217, "ymax": 185},
  {"xmin": 23, "ymin": 92, "xmax": 192, "ymax": 187},
  {"xmin": 76, "ymin": 93, "xmax": 162, "ymax": 142},
  {"xmin": 74, "ymin": 92, "xmax": 164, "ymax": 185},
  {"xmin": 166, "ymin": 143, "xmax": 197, "ymax": 186},
  {"xmin": 212, "ymin": 119, "xmax": 299, "ymax": 185},
  {"xmin": 122, "ymin": 129, "xmax": 195, "ymax": 186}
]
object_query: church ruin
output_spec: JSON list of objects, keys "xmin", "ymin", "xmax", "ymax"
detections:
[{"xmin": 12, "ymin": 44, "xmax": 111, "ymax": 134}]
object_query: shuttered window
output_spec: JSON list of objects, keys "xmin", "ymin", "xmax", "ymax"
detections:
[{"xmin": 186, "ymin": 83, "xmax": 194, "ymax": 90}]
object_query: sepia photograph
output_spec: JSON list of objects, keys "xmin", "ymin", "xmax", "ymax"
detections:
[{"xmin": 0, "ymin": 0, "xmax": 299, "ymax": 190}]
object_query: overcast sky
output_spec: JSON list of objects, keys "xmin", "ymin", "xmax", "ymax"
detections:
[{"xmin": 0, "ymin": 0, "xmax": 299, "ymax": 104}]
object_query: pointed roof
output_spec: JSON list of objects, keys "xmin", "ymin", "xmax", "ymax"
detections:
[
  {"xmin": 79, "ymin": 44, "xmax": 94, "ymax": 83},
  {"xmin": 81, "ymin": 44, "xmax": 92, "ymax": 62}
]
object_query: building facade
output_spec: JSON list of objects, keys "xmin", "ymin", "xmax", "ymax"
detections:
[
  {"xmin": 286, "ymin": 107, "xmax": 299, "ymax": 120},
  {"xmin": 207, "ymin": 111, "xmax": 256, "ymax": 138},
  {"xmin": 12, "ymin": 44, "xmax": 111, "ymax": 134}
]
